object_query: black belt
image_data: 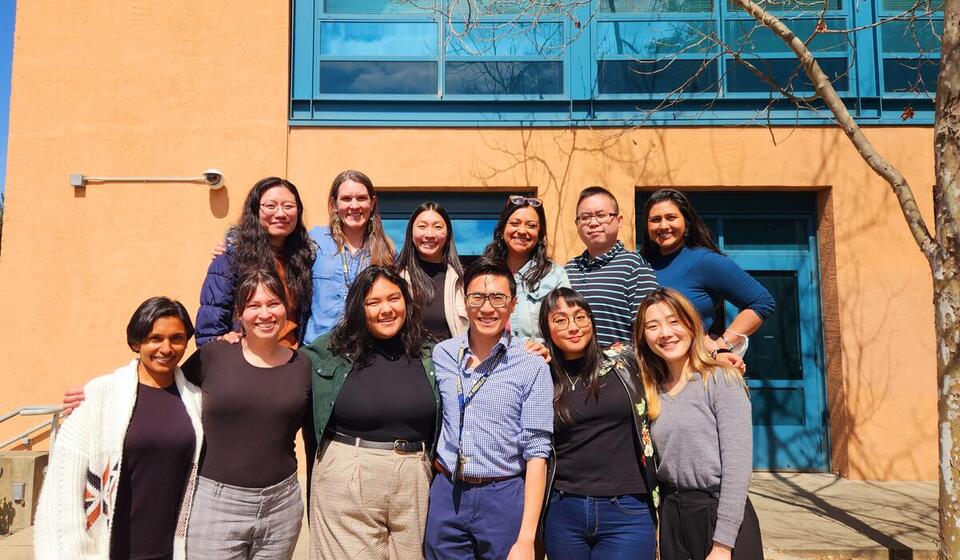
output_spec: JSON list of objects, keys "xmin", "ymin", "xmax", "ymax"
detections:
[
  {"xmin": 433, "ymin": 458, "xmax": 522, "ymax": 485},
  {"xmin": 659, "ymin": 483, "xmax": 720, "ymax": 500},
  {"xmin": 325, "ymin": 431, "xmax": 427, "ymax": 454}
]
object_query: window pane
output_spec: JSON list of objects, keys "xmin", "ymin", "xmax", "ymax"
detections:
[
  {"xmin": 598, "ymin": 59, "xmax": 719, "ymax": 94},
  {"xmin": 600, "ymin": 0, "xmax": 712, "ymax": 13},
  {"xmin": 880, "ymin": 0, "xmax": 943, "ymax": 11},
  {"xmin": 447, "ymin": 23, "xmax": 564, "ymax": 56},
  {"xmin": 725, "ymin": 18, "xmax": 848, "ymax": 53},
  {"xmin": 448, "ymin": 0, "xmax": 563, "ymax": 16},
  {"xmin": 324, "ymin": 0, "xmax": 434, "ymax": 13},
  {"xmin": 597, "ymin": 21, "xmax": 714, "ymax": 57},
  {"xmin": 882, "ymin": 57, "xmax": 939, "ymax": 93},
  {"xmin": 320, "ymin": 22, "xmax": 438, "ymax": 56},
  {"xmin": 880, "ymin": 19, "xmax": 943, "ymax": 53},
  {"xmin": 742, "ymin": 271, "xmax": 803, "ymax": 381},
  {"xmin": 727, "ymin": 0, "xmax": 840, "ymax": 12},
  {"xmin": 445, "ymin": 61, "xmax": 562, "ymax": 94},
  {"xmin": 318, "ymin": 61, "xmax": 437, "ymax": 94},
  {"xmin": 383, "ymin": 218, "xmax": 497, "ymax": 256},
  {"xmin": 752, "ymin": 388, "xmax": 805, "ymax": 425},
  {"xmin": 723, "ymin": 217, "xmax": 808, "ymax": 247},
  {"xmin": 725, "ymin": 57, "xmax": 849, "ymax": 92}
]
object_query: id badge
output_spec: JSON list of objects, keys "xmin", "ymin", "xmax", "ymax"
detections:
[{"xmin": 453, "ymin": 453, "xmax": 467, "ymax": 480}]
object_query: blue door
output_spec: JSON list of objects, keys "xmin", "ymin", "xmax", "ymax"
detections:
[{"xmin": 638, "ymin": 192, "xmax": 829, "ymax": 471}]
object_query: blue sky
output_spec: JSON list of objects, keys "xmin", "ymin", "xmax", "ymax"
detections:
[{"xmin": 0, "ymin": 1, "xmax": 14, "ymax": 197}]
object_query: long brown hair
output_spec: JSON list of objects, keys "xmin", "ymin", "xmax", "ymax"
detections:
[
  {"xmin": 632, "ymin": 288, "xmax": 745, "ymax": 420},
  {"xmin": 327, "ymin": 170, "xmax": 395, "ymax": 267}
]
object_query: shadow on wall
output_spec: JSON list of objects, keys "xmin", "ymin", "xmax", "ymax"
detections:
[
  {"xmin": 464, "ymin": 126, "xmax": 935, "ymax": 480},
  {"xmin": 0, "ymin": 497, "xmax": 14, "ymax": 535},
  {"xmin": 210, "ymin": 180, "xmax": 230, "ymax": 219}
]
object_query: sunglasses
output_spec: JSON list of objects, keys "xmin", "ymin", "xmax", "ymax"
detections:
[{"xmin": 509, "ymin": 195, "xmax": 542, "ymax": 208}]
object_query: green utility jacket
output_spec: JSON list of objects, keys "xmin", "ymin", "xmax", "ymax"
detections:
[{"xmin": 299, "ymin": 333, "xmax": 441, "ymax": 457}]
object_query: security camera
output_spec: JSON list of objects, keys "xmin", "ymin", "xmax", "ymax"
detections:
[{"xmin": 203, "ymin": 168, "xmax": 225, "ymax": 189}]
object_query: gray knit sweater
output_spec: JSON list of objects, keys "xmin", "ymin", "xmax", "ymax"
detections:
[{"xmin": 650, "ymin": 369, "xmax": 752, "ymax": 548}]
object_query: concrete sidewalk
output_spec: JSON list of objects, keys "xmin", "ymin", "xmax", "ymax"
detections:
[{"xmin": 2, "ymin": 473, "xmax": 938, "ymax": 559}]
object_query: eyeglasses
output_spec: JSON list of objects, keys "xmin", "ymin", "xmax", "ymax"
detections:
[
  {"xmin": 465, "ymin": 292, "xmax": 511, "ymax": 309},
  {"xmin": 550, "ymin": 313, "xmax": 591, "ymax": 330},
  {"xmin": 509, "ymin": 195, "xmax": 542, "ymax": 208},
  {"xmin": 260, "ymin": 202, "xmax": 299, "ymax": 215},
  {"xmin": 575, "ymin": 211, "xmax": 618, "ymax": 225}
]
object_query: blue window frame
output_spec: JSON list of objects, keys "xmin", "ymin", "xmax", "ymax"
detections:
[
  {"xmin": 291, "ymin": 0, "xmax": 941, "ymax": 125},
  {"xmin": 377, "ymin": 191, "xmax": 523, "ymax": 259}
]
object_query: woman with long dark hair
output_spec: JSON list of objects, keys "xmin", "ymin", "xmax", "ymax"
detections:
[
  {"xmin": 304, "ymin": 170, "xmax": 396, "ymax": 343},
  {"xmin": 537, "ymin": 287, "xmax": 657, "ymax": 560},
  {"xmin": 482, "ymin": 195, "xmax": 569, "ymax": 342},
  {"xmin": 36, "ymin": 297, "xmax": 203, "ymax": 560},
  {"xmin": 300, "ymin": 266, "xmax": 438, "ymax": 560},
  {"xmin": 640, "ymin": 189, "xmax": 774, "ymax": 357},
  {"xmin": 634, "ymin": 288, "xmax": 763, "ymax": 560},
  {"xmin": 196, "ymin": 176, "xmax": 315, "ymax": 348},
  {"xmin": 394, "ymin": 201, "xmax": 467, "ymax": 341}
]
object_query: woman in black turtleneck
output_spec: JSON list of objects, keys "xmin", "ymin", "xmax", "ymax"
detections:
[
  {"xmin": 537, "ymin": 287, "xmax": 659, "ymax": 560},
  {"xmin": 393, "ymin": 202, "xmax": 467, "ymax": 341},
  {"xmin": 300, "ymin": 266, "xmax": 439, "ymax": 560}
]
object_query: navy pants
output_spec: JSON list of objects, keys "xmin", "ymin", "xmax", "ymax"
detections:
[
  {"xmin": 543, "ymin": 491, "xmax": 656, "ymax": 560},
  {"xmin": 423, "ymin": 472, "xmax": 525, "ymax": 559}
]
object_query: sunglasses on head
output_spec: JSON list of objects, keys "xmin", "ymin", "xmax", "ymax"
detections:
[{"xmin": 509, "ymin": 195, "xmax": 542, "ymax": 208}]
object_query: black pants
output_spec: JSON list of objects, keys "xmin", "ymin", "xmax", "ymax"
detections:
[{"xmin": 659, "ymin": 486, "xmax": 764, "ymax": 560}]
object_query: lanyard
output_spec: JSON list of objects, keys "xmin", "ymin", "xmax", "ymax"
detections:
[
  {"xmin": 340, "ymin": 246, "xmax": 366, "ymax": 288},
  {"xmin": 455, "ymin": 344, "xmax": 506, "ymax": 463}
]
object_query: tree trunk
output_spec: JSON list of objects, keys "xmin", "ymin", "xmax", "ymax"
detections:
[{"xmin": 936, "ymin": 1, "xmax": 960, "ymax": 557}]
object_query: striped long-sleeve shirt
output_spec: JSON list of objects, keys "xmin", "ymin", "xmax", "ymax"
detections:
[{"xmin": 565, "ymin": 241, "xmax": 660, "ymax": 346}]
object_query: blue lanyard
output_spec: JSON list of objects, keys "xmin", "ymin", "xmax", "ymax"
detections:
[{"xmin": 455, "ymin": 344, "xmax": 506, "ymax": 450}]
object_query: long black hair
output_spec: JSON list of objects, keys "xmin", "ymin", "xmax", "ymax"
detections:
[
  {"xmin": 538, "ymin": 287, "xmax": 606, "ymax": 426},
  {"xmin": 481, "ymin": 196, "xmax": 552, "ymax": 292},
  {"xmin": 640, "ymin": 188, "xmax": 721, "ymax": 260},
  {"xmin": 329, "ymin": 266, "xmax": 426, "ymax": 365},
  {"xmin": 232, "ymin": 177, "xmax": 315, "ymax": 317},
  {"xmin": 394, "ymin": 202, "xmax": 464, "ymax": 306}
]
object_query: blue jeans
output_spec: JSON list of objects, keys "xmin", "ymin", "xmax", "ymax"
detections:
[{"xmin": 543, "ymin": 491, "xmax": 656, "ymax": 560}]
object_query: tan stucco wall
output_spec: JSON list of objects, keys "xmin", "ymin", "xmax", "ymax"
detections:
[{"xmin": 0, "ymin": 2, "xmax": 937, "ymax": 480}]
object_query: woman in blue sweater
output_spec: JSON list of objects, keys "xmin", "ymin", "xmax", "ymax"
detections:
[{"xmin": 640, "ymin": 189, "xmax": 774, "ymax": 356}]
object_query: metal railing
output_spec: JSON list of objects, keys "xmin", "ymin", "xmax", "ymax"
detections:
[{"xmin": 0, "ymin": 405, "xmax": 64, "ymax": 450}]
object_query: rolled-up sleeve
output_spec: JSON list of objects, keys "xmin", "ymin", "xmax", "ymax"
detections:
[{"xmin": 520, "ymin": 360, "xmax": 554, "ymax": 460}]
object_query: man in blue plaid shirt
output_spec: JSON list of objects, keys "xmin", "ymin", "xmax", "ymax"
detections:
[{"xmin": 424, "ymin": 257, "xmax": 554, "ymax": 560}]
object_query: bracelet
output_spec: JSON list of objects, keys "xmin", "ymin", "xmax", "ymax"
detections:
[{"xmin": 720, "ymin": 335, "xmax": 735, "ymax": 350}]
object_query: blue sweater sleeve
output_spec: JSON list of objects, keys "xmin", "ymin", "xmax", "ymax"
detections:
[
  {"xmin": 699, "ymin": 251, "xmax": 776, "ymax": 320},
  {"xmin": 195, "ymin": 253, "xmax": 237, "ymax": 346}
]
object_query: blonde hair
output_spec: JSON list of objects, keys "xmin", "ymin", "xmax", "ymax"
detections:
[
  {"xmin": 632, "ymin": 288, "xmax": 746, "ymax": 420},
  {"xmin": 327, "ymin": 169, "xmax": 395, "ymax": 267}
]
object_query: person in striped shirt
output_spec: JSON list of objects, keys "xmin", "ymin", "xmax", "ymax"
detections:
[{"xmin": 564, "ymin": 186, "xmax": 660, "ymax": 346}]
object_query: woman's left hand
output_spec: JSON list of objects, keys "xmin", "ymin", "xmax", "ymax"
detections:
[
  {"xmin": 523, "ymin": 340, "xmax": 551, "ymax": 363},
  {"xmin": 716, "ymin": 352, "xmax": 746, "ymax": 373},
  {"xmin": 705, "ymin": 543, "xmax": 733, "ymax": 560},
  {"xmin": 217, "ymin": 331, "xmax": 243, "ymax": 344}
]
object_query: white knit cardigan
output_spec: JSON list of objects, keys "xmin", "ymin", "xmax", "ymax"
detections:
[{"xmin": 33, "ymin": 359, "xmax": 204, "ymax": 560}]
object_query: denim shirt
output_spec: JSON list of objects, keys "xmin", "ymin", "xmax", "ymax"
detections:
[
  {"xmin": 510, "ymin": 260, "xmax": 570, "ymax": 343},
  {"xmin": 303, "ymin": 225, "xmax": 370, "ymax": 344}
]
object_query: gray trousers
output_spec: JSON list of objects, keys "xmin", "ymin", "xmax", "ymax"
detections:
[{"xmin": 186, "ymin": 472, "xmax": 303, "ymax": 560}]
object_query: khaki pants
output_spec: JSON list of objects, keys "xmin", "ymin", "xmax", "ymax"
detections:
[{"xmin": 309, "ymin": 439, "xmax": 432, "ymax": 560}]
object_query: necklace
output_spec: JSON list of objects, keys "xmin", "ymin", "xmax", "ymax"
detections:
[{"xmin": 562, "ymin": 370, "xmax": 580, "ymax": 391}]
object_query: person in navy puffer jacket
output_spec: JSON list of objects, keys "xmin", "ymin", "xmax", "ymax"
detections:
[{"xmin": 196, "ymin": 177, "xmax": 316, "ymax": 348}]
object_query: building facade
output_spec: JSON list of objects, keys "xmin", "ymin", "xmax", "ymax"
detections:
[{"xmin": 0, "ymin": 1, "xmax": 941, "ymax": 479}]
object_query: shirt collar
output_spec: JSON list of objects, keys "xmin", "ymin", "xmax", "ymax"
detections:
[
  {"xmin": 458, "ymin": 330, "xmax": 511, "ymax": 366},
  {"xmin": 578, "ymin": 240, "xmax": 625, "ymax": 269}
]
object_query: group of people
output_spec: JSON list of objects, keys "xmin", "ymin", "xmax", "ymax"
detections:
[{"xmin": 34, "ymin": 170, "xmax": 774, "ymax": 560}]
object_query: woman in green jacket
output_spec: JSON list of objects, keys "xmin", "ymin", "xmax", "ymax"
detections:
[{"xmin": 299, "ymin": 266, "xmax": 438, "ymax": 560}]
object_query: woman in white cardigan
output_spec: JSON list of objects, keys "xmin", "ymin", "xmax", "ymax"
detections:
[{"xmin": 34, "ymin": 297, "xmax": 204, "ymax": 560}]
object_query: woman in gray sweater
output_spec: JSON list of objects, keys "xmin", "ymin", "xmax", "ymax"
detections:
[{"xmin": 633, "ymin": 288, "xmax": 763, "ymax": 560}]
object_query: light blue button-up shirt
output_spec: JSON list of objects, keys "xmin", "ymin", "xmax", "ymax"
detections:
[
  {"xmin": 433, "ymin": 331, "xmax": 553, "ymax": 478},
  {"xmin": 304, "ymin": 225, "xmax": 369, "ymax": 344},
  {"xmin": 510, "ymin": 260, "xmax": 570, "ymax": 343}
]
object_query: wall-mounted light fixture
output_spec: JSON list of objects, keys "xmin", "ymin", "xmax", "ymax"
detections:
[{"xmin": 70, "ymin": 168, "xmax": 225, "ymax": 190}]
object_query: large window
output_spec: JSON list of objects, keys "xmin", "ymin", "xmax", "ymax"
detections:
[{"xmin": 291, "ymin": 0, "xmax": 942, "ymax": 125}]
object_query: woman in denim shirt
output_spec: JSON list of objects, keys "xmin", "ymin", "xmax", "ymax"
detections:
[
  {"xmin": 481, "ymin": 195, "xmax": 570, "ymax": 342},
  {"xmin": 304, "ymin": 170, "xmax": 396, "ymax": 343}
]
